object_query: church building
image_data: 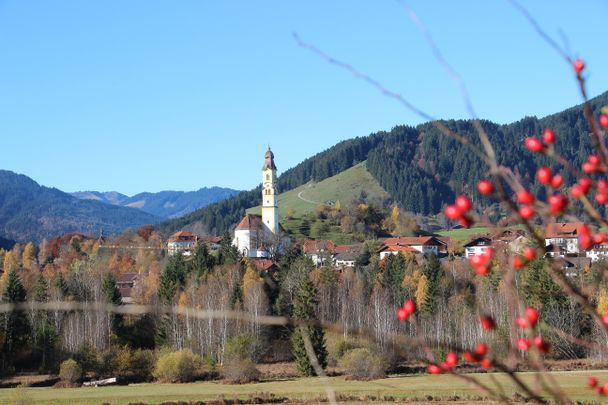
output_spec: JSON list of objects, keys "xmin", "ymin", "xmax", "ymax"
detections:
[{"xmin": 232, "ymin": 148, "xmax": 286, "ymax": 257}]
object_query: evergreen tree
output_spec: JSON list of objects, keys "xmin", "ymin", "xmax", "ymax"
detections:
[
  {"xmin": 229, "ymin": 280, "xmax": 243, "ymax": 310},
  {"xmin": 102, "ymin": 272, "xmax": 124, "ymax": 339},
  {"xmin": 32, "ymin": 273, "xmax": 58, "ymax": 372},
  {"xmin": 420, "ymin": 254, "xmax": 442, "ymax": 314},
  {"xmin": 291, "ymin": 277, "xmax": 328, "ymax": 376},
  {"xmin": 217, "ymin": 230, "xmax": 239, "ymax": 265},
  {"xmin": 55, "ymin": 271, "xmax": 69, "ymax": 299},
  {"xmin": 191, "ymin": 241, "xmax": 214, "ymax": 279},
  {"xmin": 0, "ymin": 269, "xmax": 31, "ymax": 372}
]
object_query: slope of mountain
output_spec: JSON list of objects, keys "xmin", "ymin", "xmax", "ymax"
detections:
[
  {"xmin": 71, "ymin": 191, "xmax": 129, "ymax": 205},
  {"xmin": 71, "ymin": 187, "xmax": 240, "ymax": 219},
  {"xmin": 159, "ymin": 90, "xmax": 608, "ymax": 236},
  {"xmin": 247, "ymin": 162, "xmax": 388, "ymax": 217},
  {"xmin": 0, "ymin": 170, "xmax": 161, "ymax": 243}
]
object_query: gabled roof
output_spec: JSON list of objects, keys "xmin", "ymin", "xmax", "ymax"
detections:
[
  {"xmin": 383, "ymin": 236, "xmax": 446, "ymax": 247},
  {"xmin": 235, "ymin": 214, "xmax": 265, "ymax": 231},
  {"xmin": 251, "ymin": 258, "xmax": 276, "ymax": 271},
  {"xmin": 378, "ymin": 244, "xmax": 418, "ymax": 254},
  {"xmin": 169, "ymin": 231, "xmax": 197, "ymax": 243},
  {"xmin": 463, "ymin": 237, "xmax": 493, "ymax": 248},
  {"xmin": 116, "ymin": 272, "xmax": 139, "ymax": 283},
  {"xmin": 303, "ymin": 239, "xmax": 336, "ymax": 254},
  {"xmin": 545, "ymin": 222, "xmax": 586, "ymax": 239}
]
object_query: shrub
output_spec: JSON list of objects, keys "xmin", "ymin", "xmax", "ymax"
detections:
[
  {"xmin": 222, "ymin": 357, "xmax": 261, "ymax": 384},
  {"xmin": 115, "ymin": 347, "xmax": 156, "ymax": 383},
  {"xmin": 59, "ymin": 359, "xmax": 82, "ymax": 383},
  {"xmin": 339, "ymin": 348, "xmax": 387, "ymax": 380},
  {"xmin": 153, "ymin": 349, "xmax": 203, "ymax": 383}
]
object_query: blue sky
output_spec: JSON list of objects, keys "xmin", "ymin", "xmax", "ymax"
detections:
[{"xmin": 1, "ymin": 1, "xmax": 607, "ymax": 195}]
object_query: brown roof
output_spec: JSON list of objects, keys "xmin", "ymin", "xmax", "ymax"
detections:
[
  {"xmin": 334, "ymin": 245, "xmax": 358, "ymax": 254},
  {"xmin": 169, "ymin": 231, "xmax": 197, "ymax": 242},
  {"xmin": 262, "ymin": 147, "xmax": 277, "ymax": 170},
  {"xmin": 235, "ymin": 214, "xmax": 265, "ymax": 231},
  {"xmin": 383, "ymin": 236, "xmax": 445, "ymax": 247},
  {"xmin": 201, "ymin": 235, "xmax": 223, "ymax": 244},
  {"xmin": 379, "ymin": 244, "xmax": 418, "ymax": 254},
  {"xmin": 116, "ymin": 273, "xmax": 139, "ymax": 283},
  {"xmin": 545, "ymin": 223, "xmax": 586, "ymax": 239},
  {"xmin": 251, "ymin": 259, "xmax": 275, "ymax": 271},
  {"xmin": 303, "ymin": 239, "xmax": 336, "ymax": 254}
]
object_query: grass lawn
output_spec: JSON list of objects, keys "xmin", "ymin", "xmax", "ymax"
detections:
[
  {"xmin": 437, "ymin": 227, "xmax": 491, "ymax": 242},
  {"xmin": 2, "ymin": 370, "xmax": 605, "ymax": 405}
]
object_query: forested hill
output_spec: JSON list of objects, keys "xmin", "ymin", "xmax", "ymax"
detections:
[
  {"xmin": 159, "ymin": 91, "xmax": 607, "ymax": 235},
  {"xmin": 0, "ymin": 171, "xmax": 161, "ymax": 243}
]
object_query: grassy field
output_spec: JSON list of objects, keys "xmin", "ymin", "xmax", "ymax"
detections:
[
  {"xmin": 247, "ymin": 161, "xmax": 389, "ymax": 218},
  {"xmin": 2, "ymin": 370, "xmax": 605, "ymax": 405},
  {"xmin": 437, "ymin": 227, "xmax": 491, "ymax": 242}
]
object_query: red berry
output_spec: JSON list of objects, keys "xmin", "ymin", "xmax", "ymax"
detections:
[
  {"xmin": 474, "ymin": 342, "xmax": 488, "ymax": 357},
  {"xmin": 525, "ymin": 137, "xmax": 544, "ymax": 153},
  {"xmin": 477, "ymin": 180, "xmax": 494, "ymax": 195},
  {"xmin": 474, "ymin": 266, "xmax": 490, "ymax": 276},
  {"xmin": 602, "ymin": 314, "xmax": 608, "ymax": 327},
  {"xmin": 573, "ymin": 58, "xmax": 585, "ymax": 74},
  {"xmin": 598, "ymin": 180, "xmax": 608, "ymax": 191},
  {"xmin": 525, "ymin": 307, "xmax": 539, "ymax": 327},
  {"xmin": 580, "ymin": 178, "xmax": 593, "ymax": 193},
  {"xmin": 589, "ymin": 376, "xmax": 599, "ymax": 388},
  {"xmin": 445, "ymin": 352, "xmax": 458, "ymax": 367},
  {"xmin": 512, "ymin": 256, "xmax": 525, "ymax": 269},
  {"xmin": 516, "ymin": 317, "xmax": 529, "ymax": 329},
  {"xmin": 536, "ymin": 166, "xmax": 553, "ymax": 185},
  {"xmin": 543, "ymin": 128, "xmax": 556, "ymax": 144},
  {"xmin": 589, "ymin": 155, "xmax": 601, "ymax": 165},
  {"xmin": 480, "ymin": 358, "xmax": 491, "ymax": 369},
  {"xmin": 517, "ymin": 190, "xmax": 535, "ymax": 205},
  {"xmin": 600, "ymin": 114, "xmax": 608, "ymax": 129},
  {"xmin": 428, "ymin": 364, "xmax": 442, "ymax": 375},
  {"xmin": 470, "ymin": 251, "xmax": 492, "ymax": 268},
  {"xmin": 445, "ymin": 205, "xmax": 462, "ymax": 220},
  {"xmin": 548, "ymin": 194, "xmax": 568, "ymax": 214},
  {"xmin": 459, "ymin": 216, "xmax": 473, "ymax": 228},
  {"xmin": 404, "ymin": 299, "xmax": 416, "ymax": 314},
  {"xmin": 397, "ymin": 308, "xmax": 409, "ymax": 321},
  {"xmin": 594, "ymin": 233, "xmax": 607, "ymax": 245},
  {"xmin": 480, "ymin": 315, "xmax": 496, "ymax": 331},
  {"xmin": 595, "ymin": 193, "xmax": 608, "ymax": 205},
  {"xmin": 579, "ymin": 225, "xmax": 593, "ymax": 250},
  {"xmin": 518, "ymin": 205, "xmax": 535, "ymax": 220},
  {"xmin": 517, "ymin": 338, "xmax": 532, "ymax": 351},
  {"xmin": 455, "ymin": 195, "xmax": 472, "ymax": 212},
  {"xmin": 523, "ymin": 247, "xmax": 536, "ymax": 261},
  {"xmin": 463, "ymin": 351, "xmax": 474, "ymax": 363},
  {"xmin": 583, "ymin": 162, "xmax": 597, "ymax": 174},
  {"xmin": 551, "ymin": 174, "xmax": 564, "ymax": 189},
  {"xmin": 571, "ymin": 185, "xmax": 584, "ymax": 199},
  {"xmin": 533, "ymin": 336, "xmax": 550, "ymax": 353}
]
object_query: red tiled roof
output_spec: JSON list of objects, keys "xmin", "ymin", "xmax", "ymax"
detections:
[
  {"xmin": 169, "ymin": 231, "xmax": 198, "ymax": 242},
  {"xmin": 334, "ymin": 245, "xmax": 354, "ymax": 254},
  {"xmin": 252, "ymin": 259, "xmax": 275, "ymax": 270},
  {"xmin": 116, "ymin": 273, "xmax": 139, "ymax": 283},
  {"xmin": 303, "ymin": 239, "xmax": 336, "ymax": 254},
  {"xmin": 545, "ymin": 223, "xmax": 586, "ymax": 239},
  {"xmin": 379, "ymin": 244, "xmax": 417, "ymax": 254},
  {"xmin": 235, "ymin": 214, "xmax": 265, "ymax": 231}
]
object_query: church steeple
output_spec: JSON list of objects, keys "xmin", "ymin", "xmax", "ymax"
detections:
[{"xmin": 261, "ymin": 147, "xmax": 279, "ymax": 234}]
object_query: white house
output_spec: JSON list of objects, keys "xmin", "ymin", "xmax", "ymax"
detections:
[
  {"xmin": 167, "ymin": 231, "xmax": 198, "ymax": 256},
  {"xmin": 463, "ymin": 237, "xmax": 493, "ymax": 259},
  {"xmin": 545, "ymin": 223, "xmax": 584, "ymax": 257},
  {"xmin": 586, "ymin": 241, "xmax": 608, "ymax": 262},
  {"xmin": 379, "ymin": 236, "xmax": 446, "ymax": 259}
]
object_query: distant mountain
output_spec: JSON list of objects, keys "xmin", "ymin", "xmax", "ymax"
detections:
[
  {"xmin": 71, "ymin": 187, "xmax": 241, "ymax": 219},
  {"xmin": 0, "ymin": 170, "xmax": 161, "ymax": 243},
  {"xmin": 159, "ymin": 90, "xmax": 608, "ymax": 235},
  {"xmin": 0, "ymin": 235, "xmax": 15, "ymax": 250},
  {"xmin": 71, "ymin": 191, "xmax": 129, "ymax": 206}
]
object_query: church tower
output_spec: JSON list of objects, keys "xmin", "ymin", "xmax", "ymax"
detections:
[{"xmin": 261, "ymin": 147, "xmax": 279, "ymax": 234}]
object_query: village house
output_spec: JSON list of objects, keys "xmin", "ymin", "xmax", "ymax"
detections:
[
  {"xmin": 302, "ymin": 239, "xmax": 359, "ymax": 268},
  {"xmin": 586, "ymin": 240, "xmax": 608, "ymax": 262},
  {"xmin": 463, "ymin": 237, "xmax": 493, "ymax": 258},
  {"xmin": 116, "ymin": 273, "xmax": 139, "ymax": 304},
  {"xmin": 167, "ymin": 231, "xmax": 198, "ymax": 256},
  {"xmin": 545, "ymin": 222, "xmax": 585, "ymax": 257},
  {"xmin": 378, "ymin": 236, "xmax": 447, "ymax": 259}
]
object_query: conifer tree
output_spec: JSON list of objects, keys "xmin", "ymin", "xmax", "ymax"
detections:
[
  {"xmin": 291, "ymin": 277, "xmax": 328, "ymax": 376},
  {"xmin": 55, "ymin": 272, "xmax": 69, "ymax": 299},
  {"xmin": 32, "ymin": 273, "xmax": 58, "ymax": 372},
  {"xmin": 191, "ymin": 241, "xmax": 214, "ymax": 279},
  {"xmin": 0, "ymin": 269, "xmax": 30, "ymax": 372}
]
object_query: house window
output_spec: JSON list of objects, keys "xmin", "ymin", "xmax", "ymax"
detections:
[{"xmin": 266, "ymin": 174, "xmax": 270, "ymax": 180}]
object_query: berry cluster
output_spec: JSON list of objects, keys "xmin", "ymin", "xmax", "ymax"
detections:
[
  {"xmin": 469, "ymin": 250, "xmax": 493, "ymax": 276},
  {"xmin": 463, "ymin": 343, "xmax": 491, "ymax": 370},
  {"xmin": 515, "ymin": 307, "xmax": 550, "ymax": 353},
  {"xmin": 445, "ymin": 195, "xmax": 473, "ymax": 228},
  {"xmin": 396, "ymin": 299, "xmax": 416, "ymax": 321}
]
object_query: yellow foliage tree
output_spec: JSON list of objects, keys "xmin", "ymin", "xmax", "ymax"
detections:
[
  {"xmin": 242, "ymin": 262, "xmax": 263, "ymax": 295},
  {"xmin": 22, "ymin": 242, "xmax": 35, "ymax": 269},
  {"xmin": 597, "ymin": 289, "xmax": 608, "ymax": 315},
  {"xmin": 3, "ymin": 251, "xmax": 18, "ymax": 273},
  {"xmin": 415, "ymin": 275, "xmax": 428, "ymax": 309},
  {"xmin": 335, "ymin": 200, "xmax": 342, "ymax": 211}
]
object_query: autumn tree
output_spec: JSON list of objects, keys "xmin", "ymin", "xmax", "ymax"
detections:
[{"xmin": 0, "ymin": 269, "xmax": 30, "ymax": 372}]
